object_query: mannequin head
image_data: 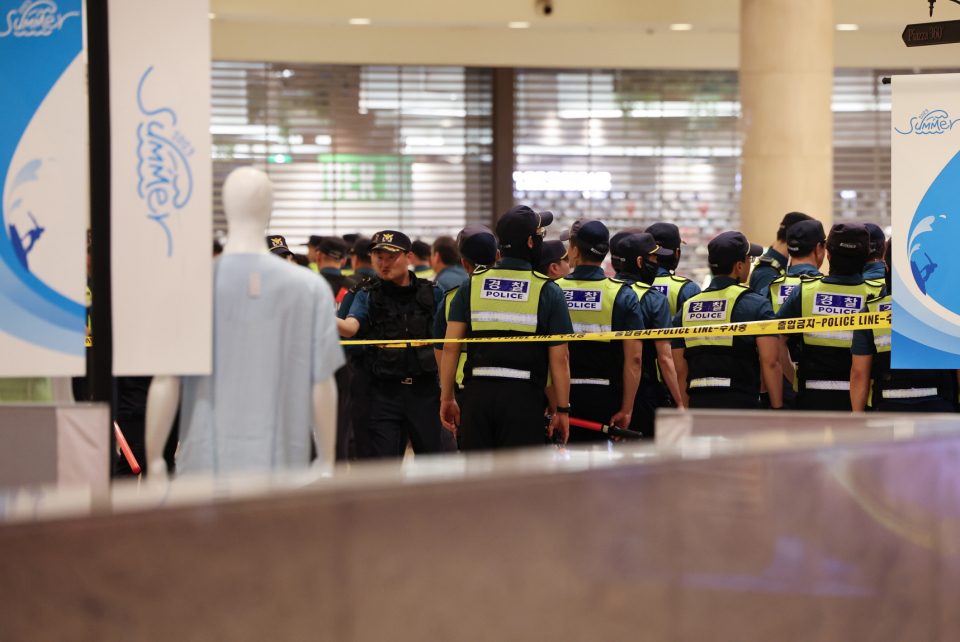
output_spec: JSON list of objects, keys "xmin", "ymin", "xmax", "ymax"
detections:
[{"xmin": 223, "ymin": 167, "xmax": 273, "ymax": 254}]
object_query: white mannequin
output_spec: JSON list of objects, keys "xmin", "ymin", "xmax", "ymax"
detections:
[{"xmin": 144, "ymin": 167, "xmax": 338, "ymax": 476}]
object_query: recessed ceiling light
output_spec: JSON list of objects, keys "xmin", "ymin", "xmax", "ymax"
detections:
[
  {"xmin": 348, "ymin": 18, "xmax": 371, "ymax": 25},
  {"xmin": 836, "ymin": 24, "xmax": 859, "ymax": 31},
  {"xmin": 508, "ymin": 22, "xmax": 530, "ymax": 29},
  {"xmin": 670, "ymin": 23, "xmax": 693, "ymax": 31},
  {"xmin": 208, "ymin": 12, "xmax": 216, "ymax": 19}
]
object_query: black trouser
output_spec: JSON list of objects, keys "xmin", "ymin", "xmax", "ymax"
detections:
[
  {"xmin": 568, "ymin": 381, "xmax": 622, "ymax": 443},
  {"xmin": 630, "ymin": 380, "xmax": 673, "ymax": 439},
  {"xmin": 459, "ymin": 379, "xmax": 547, "ymax": 451},
  {"xmin": 350, "ymin": 359, "xmax": 372, "ymax": 456},
  {"xmin": 356, "ymin": 377, "xmax": 445, "ymax": 459},
  {"xmin": 334, "ymin": 363, "xmax": 353, "ymax": 461},
  {"xmin": 795, "ymin": 388, "xmax": 851, "ymax": 411},
  {"xmin": 876, "ymin": 399, "xmax": 955, "ymax": 413},
  {"xmin": 689, "ymin": 390, "xmax": 761, "ymax": 410}
]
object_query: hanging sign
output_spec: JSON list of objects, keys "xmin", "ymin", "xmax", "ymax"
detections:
[
  {"xmin": 109, "ymin": 0, "xmax": 212, "ymax": 375},
  {"xmin": 891, "ymin": 73, "xmax": 960, "ymax": 368},
  {"xmin": 0, "ymin": 0, "xmax": 88, "ymax": 376}
]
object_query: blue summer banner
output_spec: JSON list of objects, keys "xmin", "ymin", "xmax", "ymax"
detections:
[
  {"xmin": 892, "ymin": 74, "xmax": 960, "ymax": 368},
  {"xmin": 0, "ymin": 0, "xmax": 88, "ymax": 375}
]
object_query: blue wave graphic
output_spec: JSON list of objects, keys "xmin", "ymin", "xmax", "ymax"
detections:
[
  {"xmin": 0, "ymin": 0, "xmax": 85, "ymax": 355},
  {"xmin": 893, "ymin": 148, "xmax": 960, "ymax": 368}
]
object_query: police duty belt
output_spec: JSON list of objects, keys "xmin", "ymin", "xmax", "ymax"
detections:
[{"xmin": 340, "ymin": 310, "xmax": 891, "ymax": 347}]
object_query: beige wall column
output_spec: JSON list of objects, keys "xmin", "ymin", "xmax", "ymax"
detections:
[{"xmin": 740, "ymin": 0, "xmax": 834, "ymax": 247}]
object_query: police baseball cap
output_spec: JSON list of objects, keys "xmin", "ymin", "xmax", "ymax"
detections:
[
  {"xmin": 342, "ymin": 233, "xmax": 360, "ymax": 246},
  {"xmin": 370, "ymin": 230, "xmax": 412, "ymax": 254},
  {"xmin": 496, "ymin": 205, "xmax": 554, "ymax": 248},
  {"xmin": 645, "ymin": 222, "xmax": 684, "ymax": 250},
  {"xmin": 786, "ymin": 220, "xmax": 826, "ymax": 255},
  {"xmin": 779, "ymin": 212, "xmax": 813, "ymax": 233},
  {"xmin": 559, "ymin": 218, "xmax": 590, "ymax": 243},
  {"xmin": 268, "ymin": 235, "xmax": 293, "ymax": 256},
  {"xmin": 319, "ymin": 237, "xmax": 348, "ymax": 260},
  {"xmin": 708, "ymin": 231, "xmax": 762, "ymax": 268},
  {"xmin": 353, "ymin": 237, "xmax": 373, "ymax": 261},
  {"xmin": 537, "ymin": 240, "xmax": 568, "ymax": 272},
  {"xmin": 303, "ymin": 235, "xmax": 324, "ymax": 249},
  {"xmin": 864, "ymin": 223, "xmax": 886, "ymax": 254},
  {"xmin": 457, "ymin": 224, "xmax": 498, "ymax": 266},
  {"xmin": 618, "ymin": 232, "xmax": 673, "ymax": 263},
  {"xmin": 825, "ymin": 222, "xmax": 870, "ymax": 257},
  {"xmin": 609, "ymin": 228, "xmax": 643, "ymax": 272},
  {"xmin": 570, "ymin": 219, "xmax": 610, "ymax": 257}
]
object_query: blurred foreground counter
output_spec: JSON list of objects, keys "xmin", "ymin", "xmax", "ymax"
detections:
[{"xmin": 2, "ymin": 411, "xmax": 960, "ymax": 641}]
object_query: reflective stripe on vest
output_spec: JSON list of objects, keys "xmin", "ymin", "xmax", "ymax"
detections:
[
  {"xmin": 653, "ymin": 274, "xmax": 691, "ymax": 317},
  {"xmin": 560, "ymin": 277, "xmax": 622, "ymax": 342},
  {"xmin": 681, "ymin": 284, "xmax": 749, "ymax": 348},
  {"xmin": 799, "ymin": 279, "xmax": 872, "ymax": 348},
  {"xmin": 469, "ymin": 268, "xmax": 547, "ymax": 333},
  {"xmin": 472, "ymin": 367, "xmax": 531, "ymax": 380},
  {"xmin": 769, "ymin": 275, "xmax": 803, "ymax": 315},
  {"xmin": 868, "ymin": 296, "xmax": 892, "ymax": 354},
  {"xmin": 690, "ymin": 377, "xmax": 732, "ymax": 389}
]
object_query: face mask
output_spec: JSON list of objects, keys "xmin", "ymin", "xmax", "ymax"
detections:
[{"xmin": 639, "ymin": 259, "xmax": 658, "ymax": 285}]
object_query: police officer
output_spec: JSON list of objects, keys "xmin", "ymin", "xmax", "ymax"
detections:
[
  {"xmin": 559, "ymin": 220, "xmax": 646, "ymax": 442},
  {"xmin": 433, "ymin": 225, "xmax": 500, "ymax": 395},
  {"xmin": 411, "ymin": 240, "xmax": 435, "ymax": 279},
  {"xmin": 766, "ymin": 219, "xmax": 826, "ymax": 409},
  {"xmin": 775, "ymin": 222, "xmax": 876, "ymax": 411},
  {"xmin": 644, "ymin": 222, "xmax": 701, "ymax": 316},
  {"xmin": 851, "ymin": 240, "xmax": 957, "ymax": 412},
  {"xmin": 430, "ymin": 236, "xmax": 468, "ymax": 292},
  {"xmin": 341, "ymin": 233, "xmax": 360, "ymax": 277},
  {"xmin": 316, "ymin": 237, "xmax": 350, "ymax": 307},
  {"xmin": 535, "ymin": 240, "xmax": 571, "ymax": 279},
  {"xmin": 672, "ymin": 232, "xmax": 783, "ymax": 409},
  {"xmin": 613, "ymin": 232, "xmax": 685, "ymax": 437},
  {"xmin": 862, "ymin": 223, "xmax": 888, "ymax": 282},
  {"xmin": 440, "ymin": 206, "xmax": 572, "ymax": 450},
  {"xmin": 313, "ymin": 236, "xmax": 352, "ymax": 461},
  {"xmin": 749, "ymin": 212, "xmax": 814, "ymax": 298},
  {"xmin": 337, "ymin": 231, "xmax": 447, "ymax": 458},
  {"xmin": 302, "ymin": 235, "xmax": 323, "ymax": 272}
]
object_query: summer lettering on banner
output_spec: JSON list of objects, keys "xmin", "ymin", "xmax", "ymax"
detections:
[{"xmin": 109, "ymin": 0, "xmax": 211, "ymax": 376}]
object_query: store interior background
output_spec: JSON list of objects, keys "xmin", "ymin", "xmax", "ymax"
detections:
[{"xmin": 208, "ymin": 0, "xmax": 954, "ymax": 281}]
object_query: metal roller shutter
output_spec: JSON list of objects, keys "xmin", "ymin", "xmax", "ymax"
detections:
[{"xmin": 211, "ymin": 62, "xmax": 492, "ymax": 249}]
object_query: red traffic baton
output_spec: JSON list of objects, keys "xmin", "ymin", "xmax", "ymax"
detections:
[
  {"xmin": 569, "ymin": 417, "xmax": 643, "ymax": 440},
  {"xmin": 114, "ymin": 421, "xmax": 142, "ymax": 474}
]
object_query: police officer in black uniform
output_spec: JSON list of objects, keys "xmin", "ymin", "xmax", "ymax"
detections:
[
  {"xmin": 337, "ymin": 231, "xmax": 447, "ymax": 458},
  {"xmin": 749, "ymin": 211, "xmax": 814, "ymax": 298},
  {"xmin": 672, "ymin": 232, "xmax": 783, "ymax": 410},
  {"xmin": 440, "ymin": 206, "xmax": 573, "ymax": 450},
  {"xmin": 776, "ymin": 223, "xmax": 879, "ymax": 411},
  {"xmin": 613, "ymin": 232, "xmax": 685, "ymax": 437}
]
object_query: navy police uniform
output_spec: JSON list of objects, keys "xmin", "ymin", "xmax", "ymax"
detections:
[
  {"xmin": 446, "ymin": 207, "xmax": 573, "ymax": 450},
  {"xmin": 346, "ymin": 231, "xmax": 447, "ymax": 458}
]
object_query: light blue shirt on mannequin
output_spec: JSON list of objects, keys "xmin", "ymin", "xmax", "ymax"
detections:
[{"xmin": 177, "ymin": 254, "xmax": 344, "ymax": 475}]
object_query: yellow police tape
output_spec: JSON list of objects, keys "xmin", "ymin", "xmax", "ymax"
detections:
[{"xmin": 340, "ymin": 310, "xmax": 891, "ymax": 347}]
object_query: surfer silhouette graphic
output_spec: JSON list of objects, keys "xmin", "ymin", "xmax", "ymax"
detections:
[
  {"xmin": 911, "ymin": 252, "xmax": 938, "ymax": 295},
  {"xmin": 9, "ymin": 212, "xmax": 45, "ymax": 271}
]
